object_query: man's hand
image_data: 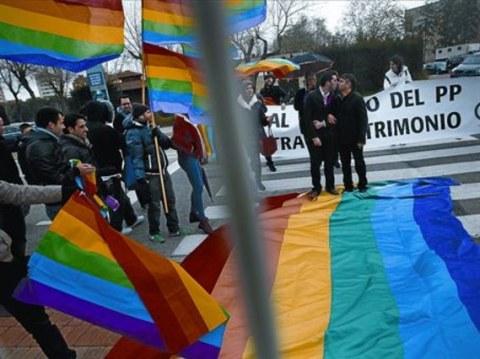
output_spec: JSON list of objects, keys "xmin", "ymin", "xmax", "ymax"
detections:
[
  {"xmin": 281, "ymin": 102, "xmax": 286, "ymax": 111},
  {"xmin": 200, "ymin": 157, "xmax": 208, "ymax": 165},
  {"xmin": 266, "ymin": 115, "xmax": 273, "ymax": 124},
  {"xmin": 313, "ymin": 120, "xmax": 326, "ymax": 130},
  {"xmin": 327, "ymin": 114, "xmax": 337, "ymax": 125},
  {"xmin": 76, "ymin": 163, "xmax": 95, "ymax": 176},
  {"xmin": 312, "ymin": 137, "xmax": 322, "ymax": 147},
  {"xmin": 357, "ymin": 142, "xmax": 364, "ymax": 149}
]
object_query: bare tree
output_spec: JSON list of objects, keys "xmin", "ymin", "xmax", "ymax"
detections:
[
  {"xmin": 341, "ymin": 0, "xmax": 405, "ymax": 42},
  {"xmin": 123, "ymin": 0, "xmax": 142, "ymax": 60},
  {"xmin": 268, "ymin": 0, "xmax": 308, "ymax": 54},
  {"xmin": 231, "ymin": 0, "xmax": 307, "ymax": 61},
  {"xmin": 36, "ymin": 67, "xmax": 74, "ymax": 111},
  {"xmin": 0, "ymin": 61, "xmax": 22, "ymax": 105},
  {"xmin": 2, "ymin": 61, "xmax": 37, "ymax": 99}
]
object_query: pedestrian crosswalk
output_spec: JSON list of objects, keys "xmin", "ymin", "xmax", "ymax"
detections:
[{"xmin": 173, "ymin": 135, "xmax": 480, "ymax": 257}]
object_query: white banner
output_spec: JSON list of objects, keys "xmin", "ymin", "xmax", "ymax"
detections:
[{"xmin": 266, "ymin": 77, "xmax": 480, "ymax": 159}]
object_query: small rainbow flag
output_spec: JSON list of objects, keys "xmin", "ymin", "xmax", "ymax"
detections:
[
  {"xmin": 15, "ymin": 191, "xmax": 228, "ymax": 354},
  {"xmin": 0, "ymin": 0, "xmax": 124, "ymax": 72},
  {"xmin": 144, "ymin": 43, "xmax": 207, "ymax": 122},
  {"xmin": 143, "ymin": 0, "xmax": 266, "ymax": 45},
  {"xmin": 108, "ymin": 178, "xmax": 480, "ymax": 357}
]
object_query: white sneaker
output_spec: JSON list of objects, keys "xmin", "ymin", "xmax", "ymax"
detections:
[
  {"xmin": 121, "ymin": 226, "xmax": 133, "ymax": 235},
  {"xmin": 131, "ymin": 215, "xmax": 145, "ymax": 228}
]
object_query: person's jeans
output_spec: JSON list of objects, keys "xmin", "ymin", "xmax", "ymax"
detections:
[
  {"xmin": 178, "ymin": 153, "xmax": 206, "ymax": 220},
  {"xmin": 339, "ymin": 143, "xmax": 368, "ymax": 190},
  {"xmin": 146, "ymin": 173, "xmax": 179, "ymax": 235}
]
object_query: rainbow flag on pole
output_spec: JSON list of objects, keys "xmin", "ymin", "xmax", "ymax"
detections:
[
  {"xmin": 0, "ymin": 0, "xmax": 124, "ymax": 72},
  {"xmin": 143, "ymin": 0, "xmax": 266, "ymax": 45},
  {"xmin": 143, "ymin": 43, "xmax": 207, "ymax": 122},
  {"xmin": 108, "ymin": 178, "xmax": 480, "ymax": 357},
  {"xmin": 15, "ymin": 191, "xmax": 228, "ymax": 354}
]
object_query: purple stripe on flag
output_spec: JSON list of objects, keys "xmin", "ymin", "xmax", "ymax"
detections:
[
  {"xmin": 14, "ymin": 278, "xmax": 165, "ymax": 350},
  {"xmin": 180, "ymin": 340, "xmax": 220, "ymax": 358}
]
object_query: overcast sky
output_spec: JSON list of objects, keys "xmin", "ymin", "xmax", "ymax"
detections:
[{"xmin": 307, "ymin": 0, "xmax": 426, "ymax": 32}]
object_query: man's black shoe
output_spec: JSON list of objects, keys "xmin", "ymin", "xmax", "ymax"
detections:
[
  {"xmin": 343, "ymin": 187, "xmax": 354, "ymax": 193},
  {"xmin": 357, "ymin": 186, "xmax": 368, "ymax": 193},
  {"xmin": 326, "ymin": 188, "xmax": 339, "ymax": 195},
  {"xmin": 189, "ymin": 212, "xmax": 200, "ymax": 223},
  {"xmin": 267, "ymin": 162, "xmax": 277, "ymax": 172}
]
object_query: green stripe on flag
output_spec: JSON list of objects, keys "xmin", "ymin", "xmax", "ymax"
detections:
[
  {"xmin": 37, "ymin": 231, "xmax": 134, "ymax": 289},
  {"xmin": 324, "ymin": 190, "xmax": 404, "ymax": 358}
]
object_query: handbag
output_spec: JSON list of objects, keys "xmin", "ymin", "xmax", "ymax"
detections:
[{"xmin": 260, "ymin": 125, "xmax": 277, "ymax": 156}]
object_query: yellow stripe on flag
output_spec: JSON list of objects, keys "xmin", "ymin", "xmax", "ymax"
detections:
[
  {"xmin": 0, "ymin": 4, "xmax": 123, "ymax": 45},
  {"xmin": 243, "ymin": 195, "xmax": 341, "ymax": 358}
]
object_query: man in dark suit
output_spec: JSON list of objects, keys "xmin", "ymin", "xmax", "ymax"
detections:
[
  {"xmin": 335, "ymin": 73, "xmax": 368, "ymax": 192},
  {"xmin": 303, "ymin": 70, "xmax": 339, "ymax": 199}
]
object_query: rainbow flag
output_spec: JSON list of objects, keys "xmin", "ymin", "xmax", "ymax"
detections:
[
  {"xmin": 143, "ymin": 0, "xmax": 266, "ymax": 45},
  {"xmin": 144, "ymin": 43, "xmax": 207, "ymax": 122},
  {"xmin": 109, "ymin": 178, "xmax": 480, "ymax": 357},
  {"xmin": 15, "ymin": 191, "xmax": 228, "ymax": 354},
  {"xmin": 0, "ymin": 0, "xmax": 124, "ymax": 72}
]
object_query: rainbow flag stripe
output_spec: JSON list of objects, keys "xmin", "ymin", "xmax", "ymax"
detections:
[
  {"xmin": 143, "ymin": 0, "xmax": 266, "ymax": 45},
  {"xmin": 106, "ymin": 178, "xmax": 480, "ymax": 357},
  {"xmin": 15, "ymin": 192, "xmax": 228, "ymax": 354},
  {"xmin": 0, "ymin": 0, "xmax": 124, "ymax": 71},
  {"xmin": 144, "ymin": 43, "xmax": 207, "ymax": 121}
]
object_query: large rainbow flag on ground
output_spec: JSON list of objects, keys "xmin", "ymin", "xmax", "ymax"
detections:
[
  {"xmin": 15, "ymin": 191, "xmax": 228, "ymax": 355},
  {"xmin": 0, "ymin": 0, "xmax": 124, "ymax": 71},
  {"xmin": 143, "ymin": 43, "xmax": 207, "ymax": 122},
  {"xmin": 107, "ymin": 178, "xmax": 480, "ymax": 357},
  {"xmin": 143, "ymin": 0, "xmax": 266, "ymax": 45}
]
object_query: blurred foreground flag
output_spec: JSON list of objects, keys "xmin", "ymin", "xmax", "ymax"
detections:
[
  {"xmin": 144, "ymin": 43, "xmax": 208, "ymax": 122},
  {"xmin": 15, "ymin": 191, "xmax": 228, "ymax": 354},
  {"xmin": 143, "ymin": 0, "xmax": 266, "ymax": 45},
  {"xmin": 0, "ymin": 0, "xmax": 124, "ymax": 72}
]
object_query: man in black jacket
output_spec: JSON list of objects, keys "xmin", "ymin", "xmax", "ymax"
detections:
[
  {"xmin": 336, "ymin": 73, "xmax": 368, "ymax": 192},
  {"xmin": 294, "ymin": 71, "xmax": 317, "ymax": 135},
  {"xmin": 303, "ymin": 70, "xmax": 339, "ymax": 199},
  {"xmin": 24, "ymin": 107, "xmax": 94, "ymax": 219}
]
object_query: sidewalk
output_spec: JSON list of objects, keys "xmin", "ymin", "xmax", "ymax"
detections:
[{"xmin": 0, "ymin": 310, "xmax": 119, "ymax": 359}]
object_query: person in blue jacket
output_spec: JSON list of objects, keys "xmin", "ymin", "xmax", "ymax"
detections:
[{"xmin": 124, "ymin": 104, "xmax": 180, "ymax": 243}]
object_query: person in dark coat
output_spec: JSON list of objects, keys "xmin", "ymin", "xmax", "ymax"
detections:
[
  {"xmin": 113, "ymin": 95, "xmax": 133, "ymax": 134},
  {"xmin": 80, "ymin": 101, "xmax": 143, "ymax": 234},
  {"xmin": 336, "ymin": 73, "xmax": 369, "ymax": 192},
  {"xmin": 259, "ymin": 73, "xmax": 284, "ymax": 172},
  {"xmin": 294, "ymin": 71, "xmax": 317, "ymax": 135},
  {"xmin": 303, "ymin": 70, "xmax": 339, "ymax": 198}
]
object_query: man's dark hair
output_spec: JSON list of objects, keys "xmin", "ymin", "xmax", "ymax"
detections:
[
  {"xmin": 19, "ymin": 123, "xmax": 32, "ymax": 133},
  {"xmin": 304, "ymin": 71, "xmax": 316, "ymax": 81},
  {"xmin": 320, "ymin": 70, "xmax": 338, "ymax": 87},
  {"xmin": 119, "ymin": 95, "xmax": 131, "ymax": 103},
  {"xmin": 36, "ymin": 107, "xmax": 63, "ymax": 128},
  {"xmin": 64, "ymin": 113, "xmax": 86, "ymax": 132},
  {"xmin": 390, "ymin": 55, "xmax": 404, "ymax": 70},
  {"xmin": 0, "ymin": 105, "xmax": 9, "ymax": 125},
  {"xmin": 80, "ymin": 101, "xmax": 110, "ymax": 124},
  {"xmin": 340, "ymin": 73, "xmax": 357, "ymax": 92}
]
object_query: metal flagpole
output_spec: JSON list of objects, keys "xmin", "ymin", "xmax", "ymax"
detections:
[{"xmin": 191, "ymin": 1, "xmax": 279, "ymax": 358}]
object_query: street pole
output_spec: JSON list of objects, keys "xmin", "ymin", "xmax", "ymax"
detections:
[{"xmin": 191, "ymin": 2, "xmax": 279, "ymax": 358}]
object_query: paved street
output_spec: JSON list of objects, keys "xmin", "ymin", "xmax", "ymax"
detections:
[{"xmin": 1, "ymin": 133, "xmax": 480, "ymax": 358}]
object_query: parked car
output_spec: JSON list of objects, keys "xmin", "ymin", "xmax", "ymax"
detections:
[
  {"xmin": 423, "ymin": 60, "xmax": 448, "ymax": 74},
  {"xmin": 1, "ymin": 122, "xmax": 33, "ymax": 150},
  {"xmin": 450, "ymin": 53, "xmax": 480, "ymax": 77}
]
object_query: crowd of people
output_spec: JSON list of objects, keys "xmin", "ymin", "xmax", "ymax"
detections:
[{"xmin": 0, "ymin": 95, "xmax": 215, "ymax": 358}]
